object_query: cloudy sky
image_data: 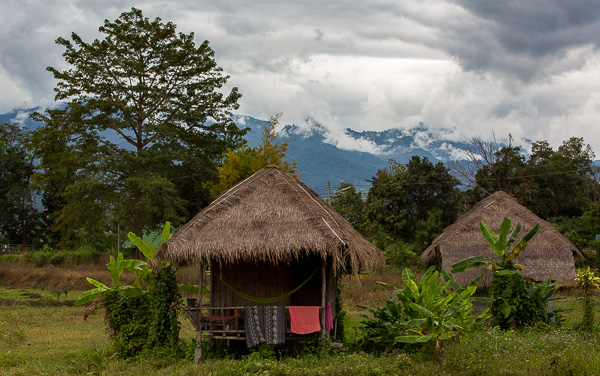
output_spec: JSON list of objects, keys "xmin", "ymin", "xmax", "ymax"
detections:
[{"xmin": 2, "ymin": 0, "xmax": 600, "ymax": 155}]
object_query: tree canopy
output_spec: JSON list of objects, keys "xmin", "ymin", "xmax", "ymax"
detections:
[
  {"xmin": 0, "ymin": 123, "xmax": 46, "ymax": 246},
  {"xmin": 208, "ymin": 114, "xmax": 298, "ymax": 197},
  {"xmin": 366, "ymin": 156, "xmax": 460, "ymax": 248},
  {"xmin": 31, "ymin": 8, "xmax": 247, "ymax": 248}
]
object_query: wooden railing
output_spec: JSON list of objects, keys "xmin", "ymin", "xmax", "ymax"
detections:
[{"xmin": 183, "ymin": 305, "xmax": 299, "ymax": 341}]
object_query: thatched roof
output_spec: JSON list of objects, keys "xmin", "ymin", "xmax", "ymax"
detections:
[
  {"xmin": 157, "ymin": 165, "xmax": 384, "ymax": 273},
  {"xmin": 421, "ymin": 191, "xmax": 583, "ymax": 288}
]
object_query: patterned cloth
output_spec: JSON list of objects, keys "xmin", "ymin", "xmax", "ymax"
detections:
[
  {"xmin": 245, "ymin": 306, "xmax": 286, "ymax": 348},
  {"xmin": 245, "ymin": 306, "xmax": 265, "ymax": 348},
  {"xmin": 264, "ymin": 306, "xmax": 286, "ymax": 345}
]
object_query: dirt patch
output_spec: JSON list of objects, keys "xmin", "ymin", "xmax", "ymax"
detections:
[
  {"xmin": 21, "ymin": 292, "xmax": 43, "ymax": 299},
  {"xmin": 0, "ymin": 297, "xmax": 77, "ymax": 307},
  {"xmin": 0, "ymin": 262, "xmax": 135, "ymax": 290}
]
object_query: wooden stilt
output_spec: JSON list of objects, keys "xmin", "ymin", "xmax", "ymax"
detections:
[
  {"xmin": 195, "ymin": 262, "xmax": 204, "ymax": 363},
  {"xmin": 321, "ymin": 261, "xmax": 327, "ymax": 339}
]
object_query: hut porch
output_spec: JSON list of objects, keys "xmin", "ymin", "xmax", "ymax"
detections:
[{"xmin": 184, "ymin": 256, "xmax": 338, "ymax": 345}]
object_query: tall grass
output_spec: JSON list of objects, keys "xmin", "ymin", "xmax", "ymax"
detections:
[{"xmin": 0, "ymin": 263, "xmax": 599, "ymax": 375}]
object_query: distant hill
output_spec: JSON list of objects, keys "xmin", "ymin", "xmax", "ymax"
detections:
[
  {"xmin": 0, "ymin": 109, "xmax": 484, "ymax": 196},
  {"xmin": 235, "ymin": 115, "xmax": 471, "ymax": 194}
]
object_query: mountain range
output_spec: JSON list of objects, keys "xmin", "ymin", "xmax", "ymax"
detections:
[
  {"xmin": 2, "ymin": 109, "xmax": 471, "ymax": 196},
  {"xmin": 236, "ymin": 116, "xmax": 470, "ymax": 195}
]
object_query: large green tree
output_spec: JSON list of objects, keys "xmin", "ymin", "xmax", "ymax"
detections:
[
  {"xmin": 521, "ymin": 137, "xmax": 596, "ymax": 219},
  {"xmin": 31, "ymin": 8, "xmax": 246, "ymax": 248},
  {"xmin": 366, "ymin": 156, "xmax": 460, "ymax": 252},
  {"xmin": 329, "ymin": 182, "xmax": 369, "ymax": 235},
  {"xmin": 0, "ymin": 123, "xmax": 46, "ymax": 246}
]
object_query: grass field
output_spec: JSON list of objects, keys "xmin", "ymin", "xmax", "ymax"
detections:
[{"xmin": 1, "ymin": 262, "xmax": 599, "ymax": 375}]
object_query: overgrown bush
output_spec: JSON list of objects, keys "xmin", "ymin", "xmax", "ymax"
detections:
[
  {"xmin": 358, "ymin": 266, "xmax": 488, "ymax": 354},
  {"xmin": 575, "ymin": 266, "xmax": 600, "ymax": 332},
  {"xmin": 23, "ymin": 246, "xmax": 104, "ymax": 267},
  {"xmin": 369, "ymin": 230, "xmax": 421, "ymax": 270},
  {"xmin": 147, "ymin": 264, "xmax": 182, "ymax": 348},
  {"xmin": 579, "ymin": 240, "xmax": 600, "ymax": 269},
  {"xmin": 77, "ymin": 223, "xmax": 182, "ymax": 358},
  {"xmin": 103, "ymin": 264, "xmax": 182, "ymax": 357},
  {"xmin": 489, "ymin": 272, "xmax": 556, "ymax": 329},
  {"xmin": 452, "ymin": 218, "xmax": 557, "ymax": 329},
  {"xmin": 104, "ymin": 289, "xmax": 152, "ymax": 357}
]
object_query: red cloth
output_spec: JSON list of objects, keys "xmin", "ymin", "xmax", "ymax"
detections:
[{"xmin": 289, "ymin": 306, "xmax": 321, "ymax": 334}]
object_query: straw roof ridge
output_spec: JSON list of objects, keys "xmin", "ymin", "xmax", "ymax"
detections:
[
  {"xmin": 158, "ymin": 165, "xmax": 384, "ymax": 273},
  {"xmin": 421, "ymin": 190, "xmax": 582, "ymax": 288}
]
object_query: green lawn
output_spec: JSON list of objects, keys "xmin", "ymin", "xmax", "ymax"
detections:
[{"xmin": 1, "ymin": 286, "xmax": 599, "ymax": 375}]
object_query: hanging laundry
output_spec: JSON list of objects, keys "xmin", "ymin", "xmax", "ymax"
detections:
[
  {"xmin": 325, "ymin": 302, "xmax": 334, "ymax": 331},
  {"xmin": 264, "ymin": 306, "xmax": 286, "ymax": 345},
  {"xmin": 289, "ymin": 306, "xmax": 321, "ymax": 334},
  {"xmin": 245, "ymin": 306, "xmax": 286, "ymax": 348},
  {"xmin": 245, "ymin": 306, "xmax": 265, "ymax": 348}
]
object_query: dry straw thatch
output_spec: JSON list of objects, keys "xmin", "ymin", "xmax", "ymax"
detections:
[
  {"xmin": 157, "ymin": 165, "xmax": 384, "ymax": 273},
  {"xmin": 421, "ymin": 191, "xmax": 583, "ymax": 288}
]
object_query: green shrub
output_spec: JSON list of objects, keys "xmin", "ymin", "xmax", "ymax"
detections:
[
  {"xmin": 359, "ymin": 266, "xmax": 488, "ymax": 354},
  {"xmin": 147, "ymin": 264, "xmax": 182, "ymax": 349},
  {"xmin": 104, "ymin": 289, "xmax": 152, "ymax": 358},
  {"xmin": 26, "ymin": 250, "xmax": 51, "ymax": 267},
  {"xmin": 489, "ymin": 272, "xmax": 556, "ymax": 329},
  {"xmin": 22, "ymin": 247, "xmax": 104, "ymax": 267},
  {"xmin": 575, "ymin": 266, "xmax": 600, "ymax": 332},
  {"xmin": 0, "ymin": 254, "xmax": 19, "ymax": 263}
]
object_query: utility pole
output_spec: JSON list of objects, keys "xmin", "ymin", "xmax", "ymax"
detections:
[{"xmin": 327, "ymin": 181, "xmax": 331, "ymax": 204}]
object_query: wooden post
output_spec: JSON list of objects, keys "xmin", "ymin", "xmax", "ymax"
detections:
[
  {"xmin": 320, "ymin": 261, "xmax": 327, "ymax": 339},
  {"xmin": 207, "ymin": 260, "xmax": 213, "ymax": 339},
  {"xmin": 194, "ymin": 262, "xmax": 204, "ymax": 363}
]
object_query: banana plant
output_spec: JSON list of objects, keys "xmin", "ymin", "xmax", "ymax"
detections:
[
  {"xmin": 451, "ymin": 218, "xmax": 539, "ymax": 276},
  {"xmin": 360, "ymin": 266, "xmax": 489, "ymax": 353},
  {"xmin": 75, "ymin": 222, "xmax": 172, "ymax": 306}
]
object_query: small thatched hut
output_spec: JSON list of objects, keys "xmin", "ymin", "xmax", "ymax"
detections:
[
  {"xmin": 157, "ymin": 165, "xmax": 384, "ymax": 358},
  {"xmin": 421, "ymin": 191, "xmax": 583, "ymax": 289}
]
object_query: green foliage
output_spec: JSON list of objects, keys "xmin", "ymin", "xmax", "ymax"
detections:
[
  {"xmin": 452, "ymin": 218, "xmax": 559, "ymax": 329},
  {"xmin": 329, "ymin": 182, "xmax": 369, "ymax": 235},
  {"xmin": 87, "ymin": 348, "xmax": 106, "ymax": 376},
  {"xmin": 575, "ymin": 267, "xmax": 600, "ymax": 332},
  {"xmin": 0, "ymin": 123, "xmax": 48, "ymax": 247},
  {"xmin": 368, "ymin": 231, "xmax": 418, "ymax": 270},
  {"xmin": 334, "ymin": 274, "xmax": 346, "ymax": 344},
  {"xmin": 104, "ymin": 289, "xmax": 152, "ymax": 357},
  {"xmin": 452, "ymin": 218, "xmax": 539, "ymax": 276},
  {"xmin": 30, "ymin": 7, "xmax": 246, "ymax": 247},
  {"xmin": 23, "ymin": 247, "xmax": 103, "ymax": 267},
  {"xmin": 552, "ymin": 202, "xmax": 600, "ymax": 251},
  {"xmin": 489, "ymin": 273, "xmax": 556, "ymax": 329},
  {"xmin": 147, "ymin": 264, "xmax": 182, "ymax": 348},
  {"xmin": 366, "ymin": 157, "xmax": 459, "ymax": 256},
  {"xmin": 209, "ymin": 114, "xmax": 298, "ymax": 197},
  {"xmin": 102, "ymin": 264, "xmax": 182, "ymax": 358},
  {"xmin": 522, "ymin": 137, "xmax": 597, "ymax": 219},
  {"xmin": 76, "ymin": 222, "xmax": 182, "ymax": 358},
  {"xmin": 358, "ymin": 266, "xmax": 488, "ymax": 354}
]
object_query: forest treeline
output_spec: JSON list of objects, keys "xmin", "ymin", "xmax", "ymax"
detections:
[{"xmin": 330, "ymin": 135, "xmax": 600, "ymax": 269}]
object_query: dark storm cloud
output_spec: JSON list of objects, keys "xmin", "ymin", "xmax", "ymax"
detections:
[{"xmin": 444, "ymin": 0, "xmax": 600, "ymax": 80}]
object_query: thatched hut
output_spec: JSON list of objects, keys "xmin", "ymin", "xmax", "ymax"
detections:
[
  {"xmin": 421, "ymin": 191, "xmax": 583, "ymax": 289},
  {"xmin": 157, "ymin": 165, "xmax": 384, "ymax": 359}
]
